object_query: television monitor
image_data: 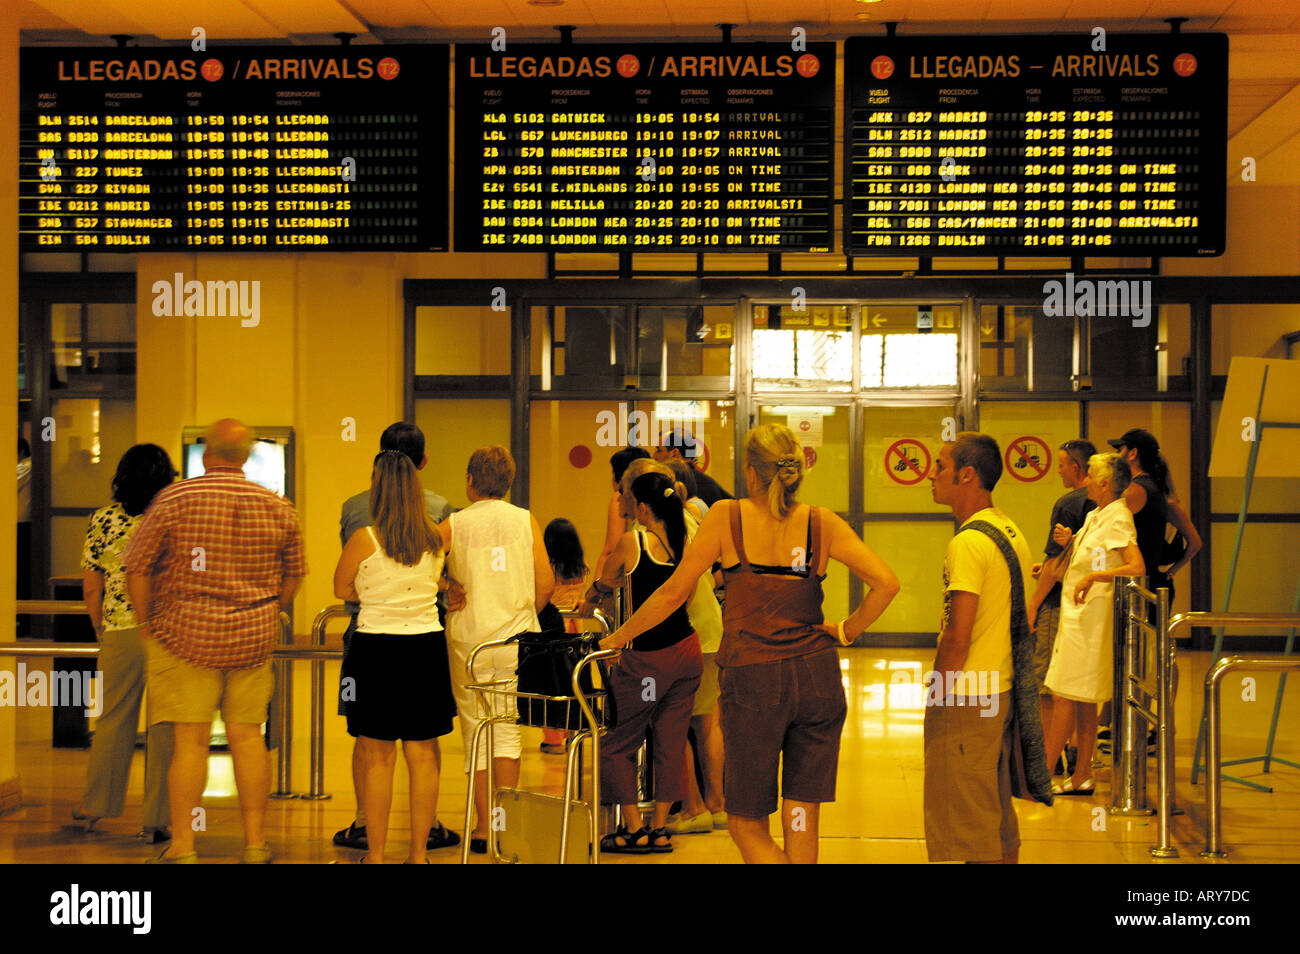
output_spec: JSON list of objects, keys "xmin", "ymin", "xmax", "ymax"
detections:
[{"xmin": 181, "ymin": 427, "xmax": 294, "ymax": 499}]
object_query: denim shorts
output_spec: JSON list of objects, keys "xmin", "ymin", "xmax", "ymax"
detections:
[{"xmin": 718, "ymin": 647, "xmax": 847, "ymax": 818}]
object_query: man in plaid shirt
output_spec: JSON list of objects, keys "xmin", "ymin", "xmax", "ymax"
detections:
[{"xmin": 125, "ymin": 419, "xmax": 306, "ymax": 864}]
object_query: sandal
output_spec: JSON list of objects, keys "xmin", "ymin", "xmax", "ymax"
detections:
[
  {"xmin": 1051, "ymin": 777, "xmax": 1096, "ymax": 796},
  {"xmin": 648, "ymin": 827, "xmax": 673, "ymax": 854},
  {"xmin": 426, "ymin": 822, "xmax": 461, "ymax": 850},
  {"xmin": 600, "ymin": 825, "xmax": 651, "ymax": 855}
]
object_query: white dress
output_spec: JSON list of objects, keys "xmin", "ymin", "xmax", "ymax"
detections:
[{"xmin": 1044, "ymin": 498, "xmax": 1138, "ymax": 704}]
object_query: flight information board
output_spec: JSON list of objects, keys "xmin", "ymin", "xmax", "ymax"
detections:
[
  {"xmin": 454, "ymin": 43, "xmax": 835, "ymax": 252},
  {"xmin": 20, "ymin": 46, "xmax": 449, "ymax": 251},
  {"xmin": 844, "ymin": 33, "xmax": 1227, "ymax": 256}
]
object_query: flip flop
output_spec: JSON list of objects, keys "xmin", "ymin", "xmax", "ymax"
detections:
[{"xmin": 1051, "ymin": 777, "xmax": 1096, "ymax": 796}]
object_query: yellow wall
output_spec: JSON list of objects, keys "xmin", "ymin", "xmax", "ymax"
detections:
[{"xmin": 134, "ymin": 252, "xmax": 546, "ymax": 628}]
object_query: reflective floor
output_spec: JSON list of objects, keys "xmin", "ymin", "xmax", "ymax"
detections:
[{"xmin": 3, "ymin": 649, "xmax": 1298, "ymax": 863}]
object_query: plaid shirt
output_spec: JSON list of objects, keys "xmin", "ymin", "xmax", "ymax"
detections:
[{"xmin": 123, "ymin": 466, "xmax": 307, "ymax": 670}]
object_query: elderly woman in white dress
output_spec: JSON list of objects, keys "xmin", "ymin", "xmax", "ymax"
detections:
[{"xmin": 1042, "ymin": 452, "xmax": 1145, "ymax": 796}]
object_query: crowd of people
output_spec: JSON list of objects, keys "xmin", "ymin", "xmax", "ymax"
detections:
[{"xmin": 71, "ymin": 415, "xmax": 1198, "ymax": 864}]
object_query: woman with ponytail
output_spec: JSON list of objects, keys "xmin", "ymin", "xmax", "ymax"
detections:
[
  {"xmin": 587, "ymin": 470, "xmax": 703, "ymax": 854},
  {"xmin": 333, "ymin": 450, "xmax": 456, "ymax": 863},
  {"xmin": 602, "ymin": 424, "xmax": 900, "ymax": 864}
]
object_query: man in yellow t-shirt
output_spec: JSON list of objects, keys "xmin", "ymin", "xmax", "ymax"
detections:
[{"xmin": 927, "ymin": 432, "xmax": 1033, "ymax": 864}]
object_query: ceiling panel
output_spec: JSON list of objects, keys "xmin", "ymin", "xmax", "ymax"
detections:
[
  {"xmin": 985, "ymin": 0, "xmax": 1065, "ymax": 19},
  {"xmin": 1062, "ymin": 0, "xmax": 1154, "ymax": 17},
  {"xmin": 109, "ymin": 0, "xmax": 285, "ymax": 40},
  {"xmin": 241, "ymin": 0, "xmax": 367, "ymax": 34},
  {"xmin": 899, "ymin": 0, "xmax": 990, "ymax": 14},
  {"xmin": 27, "ymin": 0, "xmax": 152, "ymax": 36},
  {"xmin": 344, "ymin": 0, "xmax": 451, "ymax": 29},
  {"xmin": 1228, "ymin": 80, "xmax": 1297, "ymax": 136},
  {"xmin": 499, "ymin": 0, "xmax": 600, "ymax": 27},
  {"xmin": 579, "ymin": 0, "xmax": 674, "ymax": 27},
  {"xmin": 15, "ymin": 0, "xmax": 78, "ymax": 31}
]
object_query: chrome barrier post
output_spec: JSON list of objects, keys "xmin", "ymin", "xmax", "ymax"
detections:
[
  {"xmin": 1113, "ymin": 578, "xmax": 1155, "ymax": 817},
  {"xmin": 304, "ymin": 606, "xmax": 350, "ymax": 801},
  {"xmin": 1111, "ymin": 580, "xmax": 1138, "ymax": 814},
  {"xmin": 1202, "ymin": 657, "xmax": 1230, "ymax": 858},
  {"xmin": 1198, "ymin": 654, "xmax": 1300, "ymax": 857},
  {"xmin": 1151, "ymin": 587, "xmax": 1177, "ymax": 857},
  {"xmin": 270, "ymin": 612, "xmax": 297, "ymax": 799}
]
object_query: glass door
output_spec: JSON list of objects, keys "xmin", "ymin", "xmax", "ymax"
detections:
[{"xmin": 747, "ymin": 299, "xmax": 969, "ymax": 642}]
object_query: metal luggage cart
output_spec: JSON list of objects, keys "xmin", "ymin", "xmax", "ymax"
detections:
[{"xmin": 460, "ymin": 608, "xmax": 619, "ymax": 864}]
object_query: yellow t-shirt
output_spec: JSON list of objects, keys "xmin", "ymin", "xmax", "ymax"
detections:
[{"xmin": 939, "ymin": 507, "xmax": 1033, "ymax": 698}]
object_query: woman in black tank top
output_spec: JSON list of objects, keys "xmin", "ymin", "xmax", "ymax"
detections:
[
  {"xmin": 586, "ymin": 471, "xmax": 703, "ymax": 854},
  {"xmin": 1111, "ymin": 433, "xmax": 1201, "ymax": 601}
]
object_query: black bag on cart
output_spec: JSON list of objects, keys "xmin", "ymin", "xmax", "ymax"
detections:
[{"xmin": 511, "ymin": 629, "xmax": 614, "ymax": 731}]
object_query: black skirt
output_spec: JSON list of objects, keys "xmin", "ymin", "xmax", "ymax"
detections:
[{"xmin": 340, "ymin": 630, "xmax": 457, "ymax": 742}]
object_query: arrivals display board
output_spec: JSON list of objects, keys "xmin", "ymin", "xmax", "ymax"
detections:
[
  {"xmin": 454, "ymin": 43, "xmax": 835, "ymax": 251},
  {"xmin": 844, "ymin": 33, "xmax": 1227, "ymax": 256},
  {"xmin": 20, "ymin": 46, "xmax": 449, "ymax": 251}
]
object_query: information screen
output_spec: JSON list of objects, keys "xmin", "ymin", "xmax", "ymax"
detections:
[
  {"xmin": 844, "ymin": 33, "xmax": 1227, "ymax": 256},
  {"xmin": 454, "ymin": 43, "xmax": 835, "ymax": 252},
  {"xmin": 20, "ymin": 46, "xmax": 449, "ymax": 252},
  {"xmin": 184, "ymin": 440, "xmax": 286, "ymax": 497}
]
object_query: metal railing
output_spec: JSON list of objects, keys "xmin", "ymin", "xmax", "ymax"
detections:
[
  {"xmin": 1111, "ymin": 578, "xmax": 1170, "ymax": 826},
  {"xmin": 3, "ymin": 601, "xmax": 345, "ymax": 801},
  {"xmin": 1172, "ymin": 610, "xmax": 1300, "ymax": 857},
  {"xmin": 306, "ymin": 605, "xmax": 353, "ymax": 800}
]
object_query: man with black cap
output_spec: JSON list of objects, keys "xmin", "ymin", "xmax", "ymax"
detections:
[{"xmin": 1107, "ymin": 429, "xmax": 1170, "ymax": 597}]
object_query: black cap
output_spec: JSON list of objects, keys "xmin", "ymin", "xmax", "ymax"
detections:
[{"xmin": 1107, "ymin": 428, "xmax": 1159, "ymax": 456}]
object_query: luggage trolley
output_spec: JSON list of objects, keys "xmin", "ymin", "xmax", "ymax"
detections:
[{"xmin": 460, "ymin": 609, "xmax": 618, "ymax": 864}]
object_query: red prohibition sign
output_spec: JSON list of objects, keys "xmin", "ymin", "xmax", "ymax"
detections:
[
  {"xmin": 885, "ymin": 438, "xmax": 931, "ymax": 485},
  {"xmin": 1006, "ymin": 436, "xmax": 1050, "ymax": 482}
]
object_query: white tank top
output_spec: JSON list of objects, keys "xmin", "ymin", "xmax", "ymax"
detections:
[
  {"xmin": 445, "ymin": 499, "xmax": 539, "ymax": 645},
  {"xmin": 355, "ymin": 527, "xmax": 443, "ymax": 634}
]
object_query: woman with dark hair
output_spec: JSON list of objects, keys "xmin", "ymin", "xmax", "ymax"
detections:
[
  {"xmin": 537, "ymin": 518, "xmax": 591, "ymax": 755},
  {"xmin": 75, "ymin": 443, "xmax": 177, "ymax": 841},
  {"xmin": 333, "ymin": 450, "xmax": 457, "ymax": 863},
  {"xmin": 588, "ymin": 471, "xmax": 703, "ymax": 854},
  {"xmin": 1105, "ymin": 429, "xmax": 1204, "ymax": 602}
]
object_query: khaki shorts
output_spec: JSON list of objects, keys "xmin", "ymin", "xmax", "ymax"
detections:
[
  {"xmin": 1033, "ymin": 602, "xmax": 1062, "ymax": 694},
  {"xmin": 692, "ymin": 652, "xmax": 720, "ymax": 717},
  {"xmin": 145, "ymin": 637, "xmax": 274, "ymax": 726},
  {"xmin": 923, "ymin": 691, "xmax": 1019, "ymax": 863}
]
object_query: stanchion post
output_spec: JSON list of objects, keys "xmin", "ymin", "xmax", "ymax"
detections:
[
  {"xmin": 1151, "ymin": 587, "xmax": 1177, "ymax": 857},
  {"xmin": 303, "ymin": 607, "xmax": 348, "ymax": 801},
  {"xmin": 1202, "ymin": 658, "xmax": 1228, "ymax": 857},
  {"xmin": 270, "ymin": 611, "xmax": 297, "ymax": 799}
]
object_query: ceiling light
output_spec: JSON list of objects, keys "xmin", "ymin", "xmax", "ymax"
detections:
[{"xmin": 854, "ymin": 0, "xmax": 884, "ymax": 5}]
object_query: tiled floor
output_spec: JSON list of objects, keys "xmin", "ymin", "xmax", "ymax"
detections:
[{"xmin": 3, "ymin": 648, "xmax": 1297, "ymax": 863}]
